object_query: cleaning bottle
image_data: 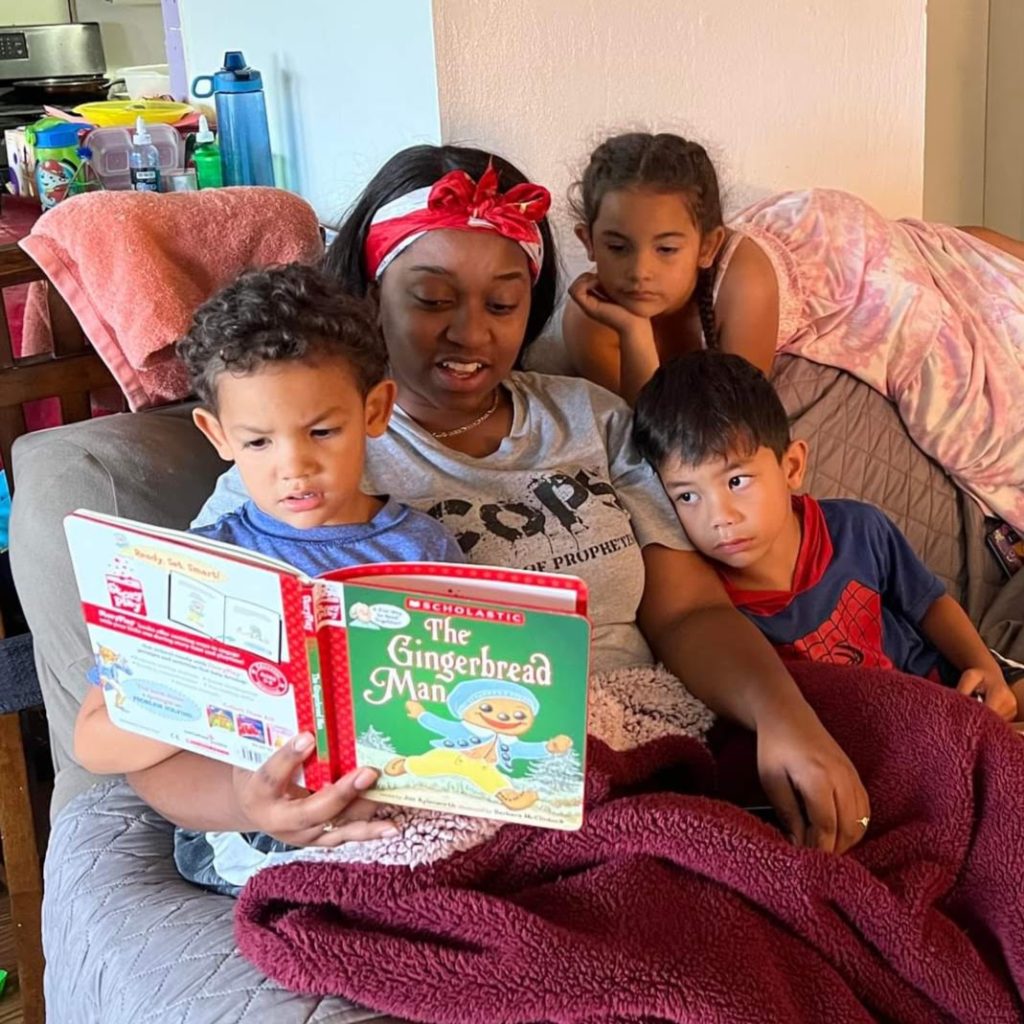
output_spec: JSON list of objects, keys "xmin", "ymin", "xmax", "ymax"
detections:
[
  {"xmin": 192, "ymin": 51, "xmax": 274, "ymax": 187},
  {"xmin": 129, "ymin": 116, "xmax": 160, "ymax": 192},
  {"xmin": 192, "ymin": 114, "xmax": 223, "ymax": 189}
]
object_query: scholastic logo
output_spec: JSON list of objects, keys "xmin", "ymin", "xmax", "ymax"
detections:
[{"xmin": 405, "ymin": 597, "xmax": 524, "ymax": 625}]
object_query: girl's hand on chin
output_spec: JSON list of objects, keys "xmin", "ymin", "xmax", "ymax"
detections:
[{"xmin": 569, "ymin": 271, "xmax": 652, "ymax": 338}]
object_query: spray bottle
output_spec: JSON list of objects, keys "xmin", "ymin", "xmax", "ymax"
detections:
[{"xmin": 129, "ymin": 116, "xmax": 160, "ymax": 192}]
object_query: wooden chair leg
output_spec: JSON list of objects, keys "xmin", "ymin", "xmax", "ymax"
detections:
[{"xmin": 0, "ymin": 711, "xmax": 44, "ymax": 1024}]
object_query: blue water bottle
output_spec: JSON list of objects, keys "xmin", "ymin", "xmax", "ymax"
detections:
[{"xmin": 192, "ymin": 51, "xmax": 274, "ymax": 187}]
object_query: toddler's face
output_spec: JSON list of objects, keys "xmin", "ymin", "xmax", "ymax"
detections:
[
  {"xmin": 579, "ymin": 188, "xmax": 720, "ymax": 318},
  {"xmin": 657, "ymin": 442, "xmax": 806, "ymax": 575},
  {"xmin": 194, "ymin": 357, "xmax": 394, "ymax": 529}
]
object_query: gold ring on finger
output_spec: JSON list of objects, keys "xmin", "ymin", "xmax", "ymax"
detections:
[{"xmin": 856, "ymin": 816, "xmax": 870, "ymax": 830}]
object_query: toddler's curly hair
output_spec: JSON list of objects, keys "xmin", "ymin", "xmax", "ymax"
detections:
[{"xmin": 177, "ymin": 262, "xmax": 387, "ymax": 408}]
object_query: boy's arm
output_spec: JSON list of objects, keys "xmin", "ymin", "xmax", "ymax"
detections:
[
  {"xmin": 919, "ymin": 595, "xmax": 1017, "ymax": 719},
  {"xmin": 74, "ymin": 686, "xmax": 181, "ymax": 774},
  {"xmin": 869, "ymin": 506, "xmax": 1016, "ymax": 720},
  {"xmin": 127, "ymin": 735, "xmax": 400, "ymax": 843}
]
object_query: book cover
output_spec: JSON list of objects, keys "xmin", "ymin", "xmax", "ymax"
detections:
[
  {"xmin": 64, "ymin": 510, "xmax": 591, "ymax": 828},
  {"xmin": 329, "ymin": 582, "xmax": 590, "ymax": 829},
  {"xmin": 65, "ymin": 511, "xmax": 329, "ymax": 787}
]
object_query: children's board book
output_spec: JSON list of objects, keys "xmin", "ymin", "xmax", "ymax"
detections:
[{"xmin": 64, "ymin": 510, "xmax": 591, "ymax": 830}]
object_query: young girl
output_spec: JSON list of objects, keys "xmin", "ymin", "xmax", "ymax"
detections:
[{"xmin": 563, "ymin": 131, "xmax": 1024, "ymax": 532}]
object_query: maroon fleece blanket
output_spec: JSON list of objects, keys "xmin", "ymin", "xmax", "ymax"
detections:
[{"xmin": 236, "ymin": 664, "xmax": 1024, "ymax": 1023}]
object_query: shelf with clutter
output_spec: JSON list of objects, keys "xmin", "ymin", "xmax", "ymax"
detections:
[{"xmin": 6, "ymin": 50, "xmax": 274, "ymax": 212}]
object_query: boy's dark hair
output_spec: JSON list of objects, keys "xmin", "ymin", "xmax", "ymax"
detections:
[
  {"xmin": 177, "ymin": 262, "xmax": 387, "ymax": 409},
  {"xmin": 633, "ymin": 351, "xmax": 791, "ymax": 469},
  {"xmin": 570, "ymin": 132, "xmax": 723, "ymax": 347},
  {"xmin": 323, "ymin": 144, "xmax": 558, "ymax": 363}
]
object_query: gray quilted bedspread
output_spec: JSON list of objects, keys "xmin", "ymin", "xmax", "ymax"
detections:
[
  {"xmin": 42, "ymin": 356, "xmax": 1023, "ymax": 1022},
  {"xmin": 773, "ymin": 354, "xmax": 1024, "ymax": 660},
  {"xmin": 772, "ymin": 354, "xmax": 964, "ymax": 594},
  {"xmin": 44, "ymin": 780, "xmax": 406, "ymax": 1023}
]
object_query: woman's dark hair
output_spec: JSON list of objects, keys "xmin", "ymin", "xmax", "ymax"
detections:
[
  {"xmin": 178, "ymin": 262, "xmax": 387, "ymax": 408},
  {"xmin": 570, "ymin": 132, "xmax": 723, "ymax": 347},
  {"xmin": 633, "ymin": 351, "xmax": 791, "ymax": 469},
  {"xmin": 324, "ymin": 144, "xmax": 558, "ymax": 360}
]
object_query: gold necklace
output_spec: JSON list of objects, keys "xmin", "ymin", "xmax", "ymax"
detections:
[{"xmin": 430, "ymin": 390, "xmax": 500, "ymax": 439}]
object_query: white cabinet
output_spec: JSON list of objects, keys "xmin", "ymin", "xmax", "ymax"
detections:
[{"xmin": 0, "ymin": 0, "xmax": 70, "ymax": 24}]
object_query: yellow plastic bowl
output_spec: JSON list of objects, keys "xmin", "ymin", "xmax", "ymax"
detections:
[{"xmin": 72, "ymin": 100, "xmax": 194, "ymax": 128}]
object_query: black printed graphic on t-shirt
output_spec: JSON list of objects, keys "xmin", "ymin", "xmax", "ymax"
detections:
[{"xmin": 425, "ymin": 466, "xmax": 633, "ymax": 575}]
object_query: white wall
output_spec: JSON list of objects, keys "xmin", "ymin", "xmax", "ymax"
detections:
[
  {"xmin": 74, "ymin": 0, "xmax": 166, "ymax": 73},
  {"xmin": 433, "ymin": 0, "xmax": 928, "ymax": 276},
  {"xmin": 178, "ymin": 0, "xmax": 440, "ymax": 225},
  {"xmin": 923, "ymin": 0, "xmax": 988, "ymax": 225}
]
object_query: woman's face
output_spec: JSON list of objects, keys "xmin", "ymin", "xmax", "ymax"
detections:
[{"xmin": 377, "ymin": 229, "xmax": 533, "ymax": 417}]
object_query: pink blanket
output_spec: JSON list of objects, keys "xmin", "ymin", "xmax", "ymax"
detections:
[
  {"xmin": 19, "ymin": 188, "xmax": 324, "ymax": 410},
  {"xmin": 729, "ymin": 189, "xmax": 1024, "ymax": 531},
  {"xmin": 237, "ymin": 664, "xmax": 1024, "ymax": 1023}
]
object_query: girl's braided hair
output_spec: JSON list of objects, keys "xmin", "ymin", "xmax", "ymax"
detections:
[{"xmin": 570, "ymin": 133, "xmax": 723, "ymax": 347}]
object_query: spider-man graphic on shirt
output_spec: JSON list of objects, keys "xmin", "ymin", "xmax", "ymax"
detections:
[{"xmin": 720, "ymin": 495, "xmax": 953, "ymax": 683}]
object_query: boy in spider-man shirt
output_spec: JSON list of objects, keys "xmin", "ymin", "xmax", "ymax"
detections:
[{"xmin": 633, "ymin": 351, "xmax": 1023, "ymax": 721}]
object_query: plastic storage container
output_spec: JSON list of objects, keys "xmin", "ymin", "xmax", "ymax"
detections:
[
  {"xmin": 192, "ymin": 51, "xmax": 274, "ymax": 187},
  {"xmin": 86, "ymin": 124, "xmax": 184, "ymax": 191},
  {"xmin": 114, "ymin": 63, "xmax": 172, "ymax": 100}
]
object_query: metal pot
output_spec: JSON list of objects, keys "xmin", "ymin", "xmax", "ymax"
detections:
[{"xmin": 11, "ymin": 75, "xmax": 112, "ymax": 104}]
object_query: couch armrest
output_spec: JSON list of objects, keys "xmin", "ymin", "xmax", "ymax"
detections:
[{"xmin": 8, "ymin": 403, "xmax": 226, "ymax": 818}]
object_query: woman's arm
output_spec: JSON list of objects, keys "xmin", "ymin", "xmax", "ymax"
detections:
[
  {"xmin": 637, "ymin": 543, "xmax": 870, "ymax": 853},
  {"xmin": 127, "ymin": 748, "xmax": 250, "ymax": 831},
  {"xmin": 714, "ymin": 237, "xmax": 780, "ymax": 376}
]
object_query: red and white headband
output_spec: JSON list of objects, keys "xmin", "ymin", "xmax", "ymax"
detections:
[{"xmin": 364, "ymin": 164, "xmax": 550, "ymax": 282}]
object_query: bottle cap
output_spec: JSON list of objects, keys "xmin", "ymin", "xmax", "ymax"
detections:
[
  {"xmin": 195, "ymin": 114, "xmax": 215, "ymax": 145},
  {"xmin": 132, "ymin": 116, "xmax": 153, "ymax": 146}
]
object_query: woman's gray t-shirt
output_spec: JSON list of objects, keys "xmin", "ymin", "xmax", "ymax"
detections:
[{"xmin": 195, "ymin": 371, "xmax": 691, "ymax": 673}]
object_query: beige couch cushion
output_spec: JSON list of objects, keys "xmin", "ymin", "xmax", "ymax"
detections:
[{"xmin": 9, "ymin": 403, "xmax": 225, "ymax": 817}]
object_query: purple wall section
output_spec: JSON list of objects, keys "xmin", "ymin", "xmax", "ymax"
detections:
[{"xmin": 161, "ymin": 0, "xmax": 187, "ymax": 101}]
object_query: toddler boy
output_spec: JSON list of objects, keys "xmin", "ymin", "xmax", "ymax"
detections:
[{"xmin": 74, "ymin": 263, "xmax": 464, "ymax": 892}]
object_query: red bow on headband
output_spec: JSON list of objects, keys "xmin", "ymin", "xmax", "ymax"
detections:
[
  {"xmin": 428, "ymin": 164, "xmax": 551, "ymax": 238},
  {"xmin": 364, "ymin": 164, "xmax": 551, "ymax": 280}
]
